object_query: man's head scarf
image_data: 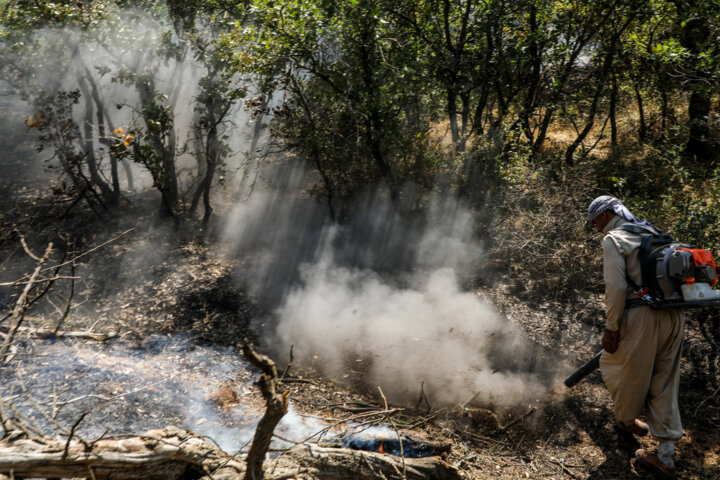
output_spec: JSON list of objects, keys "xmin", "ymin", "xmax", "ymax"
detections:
[{"xmin": 587, "ymin": 195, "xmax": 653, "ymax": 228}]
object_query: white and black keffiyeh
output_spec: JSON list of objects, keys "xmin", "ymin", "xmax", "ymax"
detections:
[{"xmin": 587, "ymin": 195, "xmax": 654, "ymax": 228}]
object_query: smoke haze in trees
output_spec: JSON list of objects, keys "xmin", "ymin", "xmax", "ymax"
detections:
[
  {"xmin": 1, "ymin": 8, "xmax": 253, "ymax": 196},
  {"xmin": 222, "ymin": 162, "xmax": 551, "ymax": 406}
]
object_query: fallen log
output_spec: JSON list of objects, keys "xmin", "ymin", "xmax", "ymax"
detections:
[
  {"xmin": 0, "ymin": 426, "xmax": 243, "ymax": 480},
  {"xmin": 0, "ymin": 427, "xmax": 461, "ymax": 480}
]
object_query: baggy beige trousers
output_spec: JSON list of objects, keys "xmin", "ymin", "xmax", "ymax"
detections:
[
  {"xmin": 599, "ymin": 216, "xmax": 684, "ymax": 441},
  {"xmin": 600, "ymin": 306, "xmax": 685, "ymax": 440}
]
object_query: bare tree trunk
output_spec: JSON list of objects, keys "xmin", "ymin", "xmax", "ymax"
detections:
[
  {"xmin": 248, "ymin": 97, "xmax": 267, "ymax": 157},
  {"xmin": 135, "ymin": 73, "xmax": 178, "ymax": 218},
  {"xmin": 660, "ymin": 88, "xmax": 669, "ymax": 134},
  {"xmin": 83, "ymin": 69, "xmax": 121, "ymax": 206},
  {"xmin": 687, "ymin": 90, "xmax": 712, "ymax": 160},
  {"xmin": 472, "ymin": 83, "xmax": 490, "ymax": 135},
  {"xmin": 634, "ymin": 83, "xmax": 647, "ymax": 142},
  {"xmin": 564, "ymin": 40, "xmax": 617, "ymax": 165},
  {"xmin": 674, "ymin": 11, "xmax": 714, "ymax": 163},
  {"xmin": 447, "ymin": 88, "xmax": 461, "ymax": 149},
  {"xmin": 610, "ymin": 73, "xmax": 618, "ymax": 147},
  {"xmin": 78, "ymin": 78, "xmax": 114, "ymax": 204},
  {"xmin": 287, "ymin": 81, "xmax": 337, "ymax": 221},
  {"xmin": 520, "ymin": 3, "xmax": 542, "ymax": 147}
]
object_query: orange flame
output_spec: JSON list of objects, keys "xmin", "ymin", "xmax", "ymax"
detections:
[{"xmin": 378, "ymin": 441, "xmax": 384, "ymax": 453}]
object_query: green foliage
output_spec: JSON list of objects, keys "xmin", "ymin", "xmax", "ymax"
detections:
[
  {"xmin": 142, "ymin": 100, "xmax": 173, "ymax": 136},
  {"xmin": 668, "ymin": 163, "xmax": 720, "ymax": 253},
  {"xmin": 0, "ymin": 1, "xmax": 111, "ymax": 30},
  {"xmin": 235, "ymin": 0, "xmax": 442, "ymax": 200},
  {"xmin": 2, "ymin": 0, "xmax": 720, "ymax": 228},
  {"xmin": 673, "ymin": 194, "xmax": 720, "ymax": 253}
]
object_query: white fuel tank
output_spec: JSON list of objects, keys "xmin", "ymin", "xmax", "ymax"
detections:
[{"xmin": 681, "ymin": 282, "xmax": 720, "ymax": 301}]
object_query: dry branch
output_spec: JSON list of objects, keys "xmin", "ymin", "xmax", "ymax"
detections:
[
  {"xmin": 242, "ymin": 342, "xmax": 288, "ymax": 480},
  {"xmin": 39, "ymin": 228, "xmax": 135, "ymax": 274},
  {"xmin": 0, "ymin": 242, "xmax": 53, "ymax": 363},
  {"xmin": 17, "ymin": 231, "xmax": 41, "ymax": 262}
]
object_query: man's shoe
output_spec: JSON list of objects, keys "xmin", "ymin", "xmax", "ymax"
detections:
[
  {"xmin": 616, "ymin": 418, "xmax": 649, "ymax": 437},
  {"xmin": 635, "ymin": 449, "xmax": 677, "ymax": 478}
]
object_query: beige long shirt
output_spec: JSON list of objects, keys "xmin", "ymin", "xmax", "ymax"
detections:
[{"xmin": 602, "ymin": 215, "xmax": 643, "ymax": 330}]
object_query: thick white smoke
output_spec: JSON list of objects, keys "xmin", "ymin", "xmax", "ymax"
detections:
[
  {"xmin": 222, "ymin": 167, "xmax": 550, "ymax": 406},
  {"xmin": 274, "ymin": 243, "xmax": 545, "ymax": 406}
]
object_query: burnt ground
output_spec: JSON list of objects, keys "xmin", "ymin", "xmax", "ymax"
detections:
[{"xmin": 1, "ymin": 174, "xmax": 719, "ymax": 480}]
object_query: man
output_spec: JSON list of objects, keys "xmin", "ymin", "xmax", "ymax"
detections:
[{"xmin": 587, "ymin": 195, "xmax": 684, "ymax": 478}]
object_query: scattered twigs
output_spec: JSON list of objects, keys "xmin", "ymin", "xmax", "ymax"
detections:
[
  {"xmin": 52, "ymin": 258, "xmax": 75, "ymax": 335},
  {"xmin": 0, "ymin": 396, "xmax": 11, "ymax": 439},
  {"xmin": 13, "ymin": 370, "xmax": 67, "ymax": 440},
  {"xmin": 0, "ymin": 276, "xmax": 80, "ymax": 288},
  {"xmin": 415, "ymin": 381, "xmax": 431, "ymax": 413},
  {"xmin": 378, "ymin": 386, "xmax": 406, "ymax": 479},
  {"xmin": 23, "ymin": 393, "xmax": 69, "ymax": 439},
  {"xmin": 280, "ymin": 378, "xmax": 313, "ymax": 384},
  {"xmin": 210, "ymin": 438, "xmax": 254, "ymax": 477},
  {"xmin": 5, "ymin": 402, "xmax": 46, "ymax": 440},
  {"xmin": 39, "ymin": 228, "xmax": 134, "ymax": 274},
  {"xmin": 549, "ymin": 458, "xmax": 582, "ymax": 479},
  {"xmin": 23, "ymin": 237, "xmax": 68, "ymax": 309},
  {"xmin": 455, "ymin": 428, "xmax": 510, "ymax": 448},
  {"xmin": 56, "ymin": 376, "xmax": 175, "ymax": 408},
  {"xmin": 694, "ymin": 385, "xmax": 720, "ymax": 416},
  {"xmin": 62, "ymin": 411, "xmax": 88, "ymax": 460},
  {"xmin": 405, "ymin": 408, "xmax": 447, "ymax": 430},
  {"xmin": 498, "ymin": 406, "xmax": 537, "ymax": 431},
  {"xmin": 281, "ymin": 345, "xmax": 294, "ymax": 379},
  {"xmin": 0, "ymin": 243, "xmax": 53, "ymax": 364}
]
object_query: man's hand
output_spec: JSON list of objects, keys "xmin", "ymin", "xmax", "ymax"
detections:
[{"xmin": 602, "ymin": 329, "xmax": 620, "ymax": 353}]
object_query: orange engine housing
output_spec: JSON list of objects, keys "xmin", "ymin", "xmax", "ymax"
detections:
[{"xmin": 678, "ymin": 248, "xmax": 718, "ymax": 286}]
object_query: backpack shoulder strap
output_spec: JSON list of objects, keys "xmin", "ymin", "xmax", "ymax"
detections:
[{"xmin": 616, "ymin": 224, "xmax": 664, "ymax": 236}]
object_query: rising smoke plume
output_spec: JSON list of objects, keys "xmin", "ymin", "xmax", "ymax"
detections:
[{"xmin": 222, "ymin": 163, "xmax": 552, "ymax": 406}]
